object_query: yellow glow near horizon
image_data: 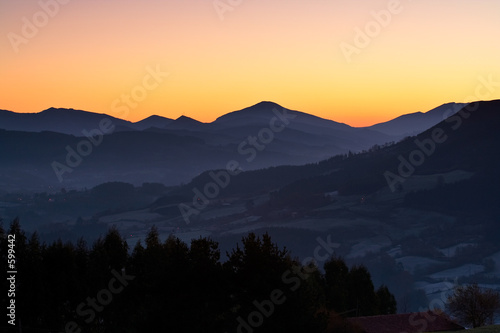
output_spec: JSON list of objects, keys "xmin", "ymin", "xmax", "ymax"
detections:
[{"xmin": 1, "ymin": 0, "xmax": 499, "ymax": 127}]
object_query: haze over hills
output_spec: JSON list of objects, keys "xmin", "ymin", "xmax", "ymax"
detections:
[
  {"xmin": 0, "ymin": 101, "xmax": 476, "ymax": 192},
  {"xmin": 138, "ymin": 99, "xmax": 500, "ymax": 311},
  {"xmin": 0, "ymin": 102, "xmax": 383, "ymax": 191},
  {"xmin": 0, "ymin": 107, "xmax": 138, "ymax": 135},
  {"xmin": 165, "ymin": 99, "xmax": 500, "ymax": 209},
  {"xmin": 3, "ymin": 0, "xmax": 499, "ymax": 329},
  {"xmin": 1, "ymin": 101, "xmax": 463, "ymax": 138},
  {"xmin": 367, "ymin": 102, "xmax": 467, "ymax": 137},
  {"xmin": 2, "ymin": 100, "xmax": 498, "ymax": 315}
]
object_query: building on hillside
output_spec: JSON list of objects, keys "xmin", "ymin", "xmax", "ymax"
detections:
[{"xmin": 347, "ymin": 311, "xmax": 464, "ymax": 333}]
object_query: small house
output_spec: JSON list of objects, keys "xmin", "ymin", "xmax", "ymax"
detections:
[{"xmin": 347, "ymin": 311, "xmax": 464, "ymax": 333}]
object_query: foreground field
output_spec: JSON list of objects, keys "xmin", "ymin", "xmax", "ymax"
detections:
[{"xmin": 435, "ymin": 325, "xmax": 500, "ymax": 332}]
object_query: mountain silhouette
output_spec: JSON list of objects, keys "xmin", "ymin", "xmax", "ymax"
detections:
[
  {"xmin": 0, "ymin": 107, "xmax": 136, "ymax": 135},
  {"xmin": 367, "ymin": 102, "xmax": 467, "ymax": 137},
  {"xmin": 167, "ymin": 99, "xmax": 500, "ymax": 212},
  {"xmin": 132, "ymin": 115, "xmax": 173, "ymax": 130},
  {"xmin": 165, "ymin": 115, "xmax": 206, "ymax": 131},
  {"xmin": 1, "ymin": 101, "xmax": 464, "ymax": 140},
  {"xmin": 0, "ymin": 101, "xmax": 492, "ymax": 192}
]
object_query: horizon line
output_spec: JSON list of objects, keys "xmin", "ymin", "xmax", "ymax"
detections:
[{"xmin": 0, "ymin": 99, "xmax": 484, "ymax": 129}]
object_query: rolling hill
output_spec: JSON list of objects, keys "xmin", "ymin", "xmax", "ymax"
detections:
[
  {"xmin": 367, "ymin": 102, "xmax": 467, "ymax": 137},
  {"xmin": 0, "ymin": 102, "xmax": 395, "ymax": 191},
  {"xmin": 2, "ymin": 100, "xmax": 499, "ymax": 314},
  {"xmin": 0, "ymin": 100, "xmax": 493, "ymax": 194}
]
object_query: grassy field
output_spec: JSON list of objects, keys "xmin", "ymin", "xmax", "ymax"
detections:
[{"xmin": 434, "ymin": 325, "xmax": 500, "ymax": 333}]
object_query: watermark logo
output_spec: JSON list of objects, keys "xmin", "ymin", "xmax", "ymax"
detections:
[
  {"xmin": 384, "ymin": 74, "xmax": 499, "ymax": 192},
  {"xmin": 51, "ymin": 64, "xmax": 168, "ymax": 183},
  {"xmin": 340, "ymin": 0, "xmax": 403, "ymax": 63},
  {"xmin": 7, "ymin": 0, "xmax": 72, "ymax": 53},
  {"xmin": 213, "ymin": 0, "xmax": 243, "ymax": 21},
  {"xmin": 6, "ymin": 234, "xmax": 17, "ymax": 326},
  {"xmin": 409, "ymin": 278, "xmax": 459, "ymax": 332},
  {"xmin": 64, "ymin": 268, "xmax": 135, "ymax": 333},
  {"xmin": 178, "ymin": 107, "xmax": 296, "ymax": 224},
  {"xmin": 233, "ymin": 235, "xmax": 340, "ymax": 333},
  {"xmin": 111, "ymin": 65, "xmax": 169, "ymax": 119}
]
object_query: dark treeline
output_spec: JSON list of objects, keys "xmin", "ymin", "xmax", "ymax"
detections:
[{"xmin": 1, "ymin": 219, "xmax": 395, "ymax": 333}]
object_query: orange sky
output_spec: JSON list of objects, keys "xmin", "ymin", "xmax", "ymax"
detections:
[{"xmin": 1, "ymin": 0, "xmax": 499, "ymax": 126}]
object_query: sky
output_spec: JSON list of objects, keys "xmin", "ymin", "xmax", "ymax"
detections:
[{"xmin": 1, "ymin": 0, "xmax": 499, "ymax": 127}]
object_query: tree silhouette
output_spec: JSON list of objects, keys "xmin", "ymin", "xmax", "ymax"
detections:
[
  {"xmin": 324, "ymin": 256, "xmax": 349, "ymax": 313},
  {"xmin": 347, "ymin": 265, "xmax": 378, "ymax": 316},
  {"xmin": 377, "ymin": 285, "xmax": 397, "ymax": 314},
  {"xmin": 447, "ymin": 283, "xmax": 500, "ymax": 328},
  {"xmin": 0, "ymin": 220, "xmax": 392, "ymax": 333}
]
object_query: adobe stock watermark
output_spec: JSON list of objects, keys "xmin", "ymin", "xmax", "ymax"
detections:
[
  {"xmin": 408, "ymin": 278, "xmax": 459, "ymax": 333},
  {"xmin": 61, "ymin": 268, "xmax": 135, "ymax": 333},
  {"xmin": 110, "ymin": 64, "xmax": 169, "ymax": 119},
  {"xmin": 51, "ymin": 65, "xmax": 169, "ymax": 183},
  {"xmin": 340, "ymin": 0, "xmax": 403, "ymax": 63},
  {"xmin": 384, "ymin": 74, "xmax": 499, "ymax": 192},
  {"xmin": 232, "ymin": 235, "xmax": 340, "ymax": 333},
  {"xmin": 7, "ymin": 0, "xmax": 71, "ymax": 54},
  {"xmin": 178, "ymin": 107, "xmax": 296, "ymax": 224},
  {"xmin": 213, "ymin": 0, "xmax": 243, "ymax": 21}
]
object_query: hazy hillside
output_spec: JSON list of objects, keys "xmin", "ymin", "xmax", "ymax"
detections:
[
  {"xmin": 199, "ymin": 100, "xmax": 500, "ymax": 201},
  {"xmin": 0, "ymin": 102, "xmax": 398, "ymax": 192},
  {"xmin": 151, "ymin": 100, "xmax": 500, "ymax": 312},
  {"xmin": 0, "ymin": 108, "xmax": 138, "ymax": 135},
  {"xmin": 2, "ymin": 100, "xmax": 499, "ymax": 315},
  {"xmin": 1, "ymin": 102, "xmax": 467, "ymax": 141},
  {"xmin": 368, "ymin": 102, "xmax": 467, "ymax": 137}
]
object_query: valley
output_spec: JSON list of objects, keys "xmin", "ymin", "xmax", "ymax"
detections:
[{"xmin": 1, "ymin": 100, "xmax": 499, "ymax": 314}]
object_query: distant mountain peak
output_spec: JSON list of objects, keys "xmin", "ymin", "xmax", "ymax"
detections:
[
  {"xmin": 132, "ymin": 114, "xmax": 173, "ymax": 130},
  {"xmin": 249, "ymin": 101, "xmax": 284, "ymax": 109},
  {"xmin": 41, "ymin": 107, "xmax": 60, "ymax": 113},
  {"xmin": 175, "ymin": 115, "xmax": 200, "ymax": 122},
  {"xmin": 213, "ymin": 102, "xmax": 286, "ymax": 125},
  {"xmin": 42, "ymin": 107, "xmax": 76, "ymax": 113},
  {"xmin": 142, "ymin": 115, "xmax": 168, "ymax": 121},
  {"xmin": 165, "ymin": 115, "xmax": 205, "ymax": 130}
]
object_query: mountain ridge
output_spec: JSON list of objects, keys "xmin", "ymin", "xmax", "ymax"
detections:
[
  {"xmin": 1, "ymin": 100, "xmax": 492, "ymax": 192},
  {"xmin": 0, "ymin": 101, "xmax": 467, "ymax": 138},
  {"xmin": 367, "ymin": 102, "xmax": 467, "ymax": 136}
]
